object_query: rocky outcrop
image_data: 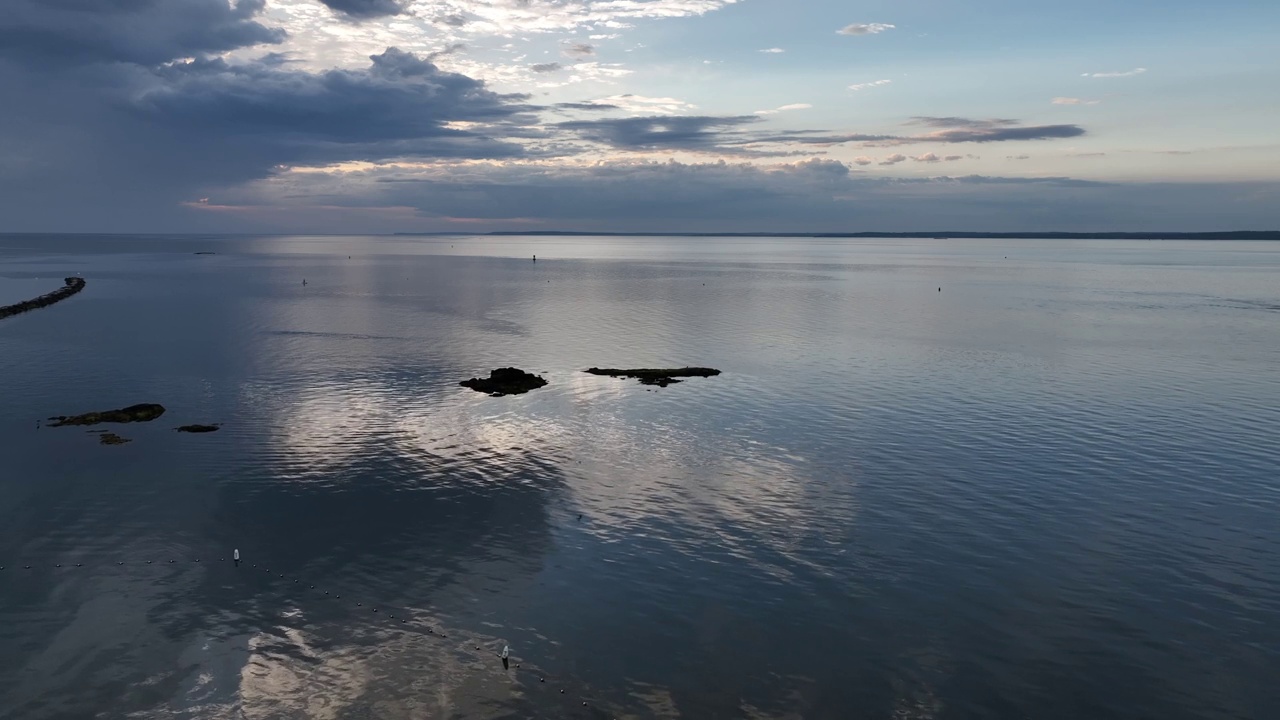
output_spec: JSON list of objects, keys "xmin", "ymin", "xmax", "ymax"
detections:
[
  {"xmin": 176, "ymin": 424, "xmax": 220, "ymax": 433},
  {"xmin": 584, "ymin": 367, "xmax": 721, "ymax": 387},
  {"xmin": 460, "ymin": 368, "xmax": 548, "ymax": 396},
  {"xmin": 98, "ymin": 432, "xmax": 132, "ymax": 445},
  {"xmin": 0, "ymin": 277, "xmax": 86, "ymax": 320},
  {"xmin": 48, "ymin": 403, "xmax": 166, "ymax": 427}
]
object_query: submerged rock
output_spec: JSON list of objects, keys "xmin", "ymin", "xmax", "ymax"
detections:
[
  {"xmin": 48, "ymin": 403, "xmax": 166, "ymax": 427},
  {"xmin": 98, "ymin": 432, "xmax": 131, "ymax": 445},
  {"xmin": 584, "ymin": 367, "xmax": 721, "ymax": 387},
  {"xmin": 0, "ymin": 277, "xmax": 86, "ymax": 320},
  {"xmin": 460, "ymin": 368, "xmax": 548, "ymax": 396},
  {"xmin": 176, "ymin": 424, "xmax": 220, "ymax": 433}
]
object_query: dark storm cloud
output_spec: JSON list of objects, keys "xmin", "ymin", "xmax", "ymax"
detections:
[
  {"xmin": 317, "ymin": 0, "xmax": 403, "ymax": 19},
  {"xmin": 530, "ymin": 62, "xmax": 564, "ymax": 73},
  {"xmin": 556, "ymin": 115, "xmax": 761, "ymax": 151},
  {"xmin": 138, "ymin": 49, "xmax": 535, "ymax": 146},
  {"xmin": 0, "ymin": 0, "xmax": 284, "ymax": 66}
]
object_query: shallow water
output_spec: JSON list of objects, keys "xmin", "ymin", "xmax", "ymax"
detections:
[{"xmin": 1, "ymin": 234, "xmax": 1278, "ymax": 719}]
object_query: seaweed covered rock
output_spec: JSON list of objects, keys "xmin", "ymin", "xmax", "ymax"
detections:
[
  {"xmin": 460, "ymin": 368, "xmax": 548, "ymax": 396},
  {"xmin": 177, "ymin": 424, "xmax": 220, "ymax": 433},
  {"xmin": 584, "ymin": 367, "xmax": 721, "ymax": 387},
  {"xmin": 48, "ymin": 403, "xmax": 166, "ymax": 427},
  {"xmin": 98, "ymin": 432, "xmax": 131, "ymax": 445}
]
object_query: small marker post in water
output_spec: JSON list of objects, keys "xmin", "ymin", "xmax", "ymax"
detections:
[
  {"xmin": 501, "ymin": 645, "xmax": 510, "ymax": 670},
  {"xmin": 233, "ymin": 548, "xmax": 240, "ymax": 567}
]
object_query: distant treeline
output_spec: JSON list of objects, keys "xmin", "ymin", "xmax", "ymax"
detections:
[{"xmin": 455, "ymin": 231, "xmax": 1280, "ymax": 240}]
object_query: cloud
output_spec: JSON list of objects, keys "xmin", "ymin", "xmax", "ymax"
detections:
[
  {"xmin": 595, "ymin": 94, "xmax": 697, "ymax": 115},
  {"xmin": 562, "ymin": 42, "xmax": 596, "ymax": 58},
  {"xmin": 754, "ymin": 103, "xmax": 812, "ymax": 115},
  {"xmin": 0, "ymin": 0, "xmax": 285, "ymax": 67},
  {"xmin": 879, "ymin": 153, "xmax": 908, "ymax": 165},
  {"xmin": 530, "ymin": 62, "xmax": 564, "ymax": 73},
  {"xmin": 849, "ymin": 80, "xmax": 892, "ymax": 91},
  {"xmin": 1082, "ymin": 68, "xmax": 1147, "ymax": 78},
  {"xmin": 427, "ymin": 43, "xmax": 467, "ymax": 61},
  {"xmin": 317, "ymin": 0, "xmax": 403, "ymax": 19},
  {"xmin": 750, "ymin": 117, "xmax": 1085, "ymax": 148},
  {"xmin": 194, "ymin": 157, "xmax": 1240, "ymax": 236},
  {"xmin": 556, "ymin": 115, "xmax": 761, "ymax": 152},
  {"xmin": 906, "ymin": 117, "xmax": 1085, "ymax": 143},
  {"xmin": 554, "ymin": 102, "xmax": 619, "ymax": 111},
  {"xmin": 434, "ymin": 12, "xmax": 470, "ymax": 27},
  {"xmin": 759, "ymin": 48, "xmax": 785, "ymax": 53},
  {"xmin": 853, "ymin": 157, "xmax": 874, "ymax": 166},
  {"xmin": 1052, "ymin": 97, "xmax": 1101, "ymax": 105},
  {"xmin": 1006, "ymin": 155, "xmax": 1031, "ymax": 160},
  {"xmin": 944, "ymin": 155, "xmax": 963, "ymax": 161},
  {"xmin": 913, "ymin": 153, "xmax": 942, "ymax": 163},
  {"xmin": 838, "ymin": 23, "xmax": 895, "ymax": 36}
]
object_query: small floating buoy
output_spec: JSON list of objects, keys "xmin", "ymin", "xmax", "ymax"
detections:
[
  {"xmin": 233, "ymin": 549, "xmax": 240, "ymax": 566},
  {"xmin": 501, "ymin": 645, "xmax": 510, "ymax": 669}
]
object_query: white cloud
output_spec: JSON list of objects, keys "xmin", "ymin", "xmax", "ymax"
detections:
[
  {"xmin": 912, "ymin": 152, "xmax": 941, "ymax": 163},
  {"xmin": 596, "ymin": 94, "xmax": 697, "ymax": 115},
  {"xmin": 838, "ymin": 23, "xmax": 895, "ymax": 36},
  {"xmin": 1052, "ymin": 97, "xmax": 1101, "ymax": 105},
  {"xmin": 1081, "ymin": 68, "xmax": 1146, "ymax": 78},
  {"xmin": 848, "ymin": 79, "xmax": 891, "ymax": 91},
  {"xmin": 878, "ymin": 153, "xmax": 907, "ymax": 165},
  {"xmin": 759, "ymin": 47, "xmax": 785, "ymax": 53},
  {"xmin": 753, "ymin": 103, "xmax": 812, "ymax": 115}
]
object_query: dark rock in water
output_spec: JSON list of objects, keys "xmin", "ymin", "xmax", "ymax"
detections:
[
  {"xmin": 460, "ymin": 368, "xmax": 548, "ymax": 396},
  {"xmin": 0, "ymin": 277, "xmax": 86, "ymax": 320},
  {"xmin": 176, "ymin": 424, "xmax": 220, "ymax": 433},
  {"xmin": 194, "ymin": 251, "xmax": 216, "ymax": 255},
  {"xmin": 48, "ymin": 403, "xmax": 166, "ymax": 427},
  {"xmin": 98, "ymin": 432, "xmax": 131, "ymax": 445},
  {"xmin": 584, "ymin": 367, "xmax": 721, "ymax": 387}
]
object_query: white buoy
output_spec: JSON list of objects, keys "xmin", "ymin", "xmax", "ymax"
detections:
[
  {"xmin": 501, "ymin": 645, "xmax": 509, "ymax": 660},
  {"xmin": 233, "ymin": 549, "xmax": 239, "ymax": 560}
]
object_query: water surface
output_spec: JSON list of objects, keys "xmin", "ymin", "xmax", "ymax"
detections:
[{"xmin": 1, "ymin": 234, "xmax": 1277, "ymax": 719}]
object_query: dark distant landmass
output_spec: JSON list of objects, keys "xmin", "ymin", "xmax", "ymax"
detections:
[{"xmin": 424, "ymin": 231, "xmax": 1280, "ymax": 240}]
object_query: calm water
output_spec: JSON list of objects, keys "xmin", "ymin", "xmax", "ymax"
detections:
[{"xmin": 1, "ymin": 234, "xmax": 1277, "ymax": 719}]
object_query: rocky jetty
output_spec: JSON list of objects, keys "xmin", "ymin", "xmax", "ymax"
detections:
[
  {"xmin": 0, "ymin": 277, "xmax": 86, "ymax": 320},
  {"xmin": 460, "ymin": 368, "xmax": 548, "ymax": 396},
  {"xmin": 48, "ymin": 403, "xmax": 166, "ymax": 427},
  {"xmin": 176, "ymin": 424, "xmax": 220, "ymax": 433},
  {"xmin": 584, "ymin": 367, "xmax": 721, "ymax": 387}
]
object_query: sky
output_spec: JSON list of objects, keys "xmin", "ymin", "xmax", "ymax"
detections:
[{"xmin": 1, "ymin": 0, "xmax": 1278, "ymax": 234}]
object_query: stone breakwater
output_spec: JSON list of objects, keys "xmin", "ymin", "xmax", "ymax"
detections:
[{"xmin": 0, "ymin": 277, "xmax": 86, "ymax": 320}]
